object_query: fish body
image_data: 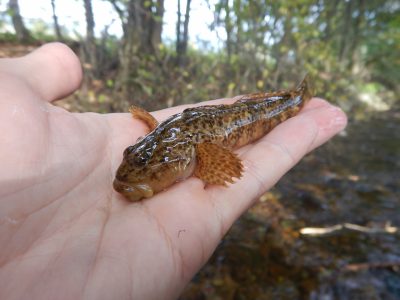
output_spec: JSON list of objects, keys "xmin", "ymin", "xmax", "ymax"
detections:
[{"xmin": 114, "ymin": 77, "xmax": 312, "ymax": 201}]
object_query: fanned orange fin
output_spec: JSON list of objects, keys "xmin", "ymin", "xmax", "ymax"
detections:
[
  {"xmin": 194, "ymin": 143, "xmax": 243, "ymax": 186},
  {"xmin": 129, "ymin": 106, "xmax": 159, "ymax": 131}
]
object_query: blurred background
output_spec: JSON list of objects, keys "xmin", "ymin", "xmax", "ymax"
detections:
[{"xmin": 1, "ymin": 0, "xmax": 399, "ymax": 299}]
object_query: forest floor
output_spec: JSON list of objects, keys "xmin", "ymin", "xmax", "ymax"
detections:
[{"xmin": 2, "ymin": 43, "xmax": 399, "ymax": 300}]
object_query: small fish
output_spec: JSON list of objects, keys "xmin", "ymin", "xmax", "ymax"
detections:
[{"xmin": 113, "ymin": 77, "xmax": 312, "ymax": 201}]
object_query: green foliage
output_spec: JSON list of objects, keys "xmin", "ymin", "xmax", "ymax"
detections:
[
  {"xmin": 0, "ymin": 0, "xmax": 397, "ymax": 114},
  {"xmin": 106, "ymin": 79, "xmax": 114, "ymax": 88},
  {"xmin": 29, "ymin": 20, "xmax": 53, "ymax": 41},
  {"xmin": 0, "ymin": 31, "xmax": 17, "ymax": 42}
]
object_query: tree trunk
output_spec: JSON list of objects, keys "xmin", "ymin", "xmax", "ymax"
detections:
[
  {"xmin": 50, "ymin": 0, "xmax": 63, "ymax": 41},
  {"xmin": 234, "ymin": 0, "xmax": 242, "ymax": 55},
  {"xmin": 136, "ymin": 0, "xmax": 164, "ymax": 53},
  {"xmin": 8, "ymin": 0, "xmax": 31, "ymax": 43},
  {"xmin": 272, "ymin": 11, "xmax": 293, "ymax": 87},
  {"xmin": 176, "ymin": 0, "xmax": 191, "ymax": 67},
  {"xmin": 176, "ymin": 0, "xmax": 182, "ymax": 56},
  {"xmin": 349, "ymin": 0, "xmax": 365, "ymax": 72},
  {"xmin": 150, "ymin": 0, "xmax": 165, "ymax": 51},
  {"xmin": 116, "ymin": 0, "xmax": 140, "ymax": 105},
  {"xmin": 224, "ymin": 0, "xmax": 233, "ymax": 61},
  {"xmin": 83, "ymin": 0, "xmax": 98, "ymax": 78},
  {"xmin": 111, "ymin": 0, "xmax": 165, "ymax": 107},
  {"xmin": 338, "ymin": 0, "xmax": 353, "ymax": 68},
  {"xmin": 322, "ymin": 0, "xmax": 340, "ymax": 41},
  {"xmin": 182, "ymin": 0, "xmax": 191, "ymax": 53}
]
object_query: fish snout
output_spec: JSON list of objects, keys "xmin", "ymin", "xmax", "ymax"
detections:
[{"xmin": 113, "ymin": 178, "xmax": 154, "ymax": 201}]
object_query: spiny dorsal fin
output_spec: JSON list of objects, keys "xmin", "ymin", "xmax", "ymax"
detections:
[{"xmin": 129, "ymin": 106, "xmax": 159, "ymax": 132}]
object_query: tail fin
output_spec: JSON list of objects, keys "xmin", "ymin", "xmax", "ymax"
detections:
[{"xmin": 296, "ymin": 74, "xmax": 313, "ymax": 104}]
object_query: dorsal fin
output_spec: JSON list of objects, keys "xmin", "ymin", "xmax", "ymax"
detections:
[{"xmin": 129, "ymin": 106, "xmax": 159, "ymax": 132}]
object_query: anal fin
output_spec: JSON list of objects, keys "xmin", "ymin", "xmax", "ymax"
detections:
[{"xmin": 194, "ymin": 143, "xmax": 243, "ymax": 186}]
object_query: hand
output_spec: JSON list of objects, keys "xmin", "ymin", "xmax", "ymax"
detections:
[{"xmin": 0, "ymin": 43, "xmax": 347, "ymax": 299}]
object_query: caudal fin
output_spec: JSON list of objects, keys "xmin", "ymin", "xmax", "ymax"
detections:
[{"xmin": 296, "ymin": 74, "xmax": 313, "ymax": 104}]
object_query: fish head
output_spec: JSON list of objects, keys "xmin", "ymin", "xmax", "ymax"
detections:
[{"xmin": 113, "ymin": 137, "xmax": 196, "ymax": 202}]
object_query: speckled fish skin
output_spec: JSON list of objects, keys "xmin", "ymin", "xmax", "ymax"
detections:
[{"xmin": 113, "ymin": 77, "xmax": 312, "ymax": 201}]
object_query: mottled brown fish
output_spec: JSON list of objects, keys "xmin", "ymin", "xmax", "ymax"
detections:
[{"xmin": 113, "ymin": 77, "xmax": 312, "ymax": 201}]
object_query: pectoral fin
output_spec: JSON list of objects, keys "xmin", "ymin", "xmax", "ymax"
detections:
[
  {"xmin": 194, "ymin": 142, "xmax": 243, "ymax": 186},
  {"xmin": 129, "ymin": 106, "xmax": 159, "ymax": 131}
]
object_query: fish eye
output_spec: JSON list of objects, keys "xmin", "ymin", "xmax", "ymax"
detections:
[
  {"xmin": 123, "ymin": 146, "xmax": 135, "ymax": 157},
  {"xmin": 133, "ymin": 155, "xmax": 147, "ymax": 166}
]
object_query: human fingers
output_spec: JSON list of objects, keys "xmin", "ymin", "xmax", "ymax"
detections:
[
  {"xmin": 0, "ymin": 43, "xmax": 82, "ymax": 102},
  {"xmin": 207, "ymin": 98, "xmax": 347, "ymax": 225}
]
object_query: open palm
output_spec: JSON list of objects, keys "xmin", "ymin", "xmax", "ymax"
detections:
[{"xmin": 0, "ymin": 43, "xmax": 347, "ymax": 300}]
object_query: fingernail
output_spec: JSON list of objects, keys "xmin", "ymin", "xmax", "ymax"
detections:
[
  {"xmin": 324, "ymin": 106, "xmax": 347, "ymax": 131},
  {"xmin": 334, "ymin": 114, "xmax": 347, "ymax": 127},
  {"xmin": 332, "ymin": 106, "xmax": 347, "ymax": 123}
]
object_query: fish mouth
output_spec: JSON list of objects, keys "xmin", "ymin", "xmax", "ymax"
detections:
[{"xmin": 113, "ymin": 179, "xmax": 154, "ymax": 202}]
